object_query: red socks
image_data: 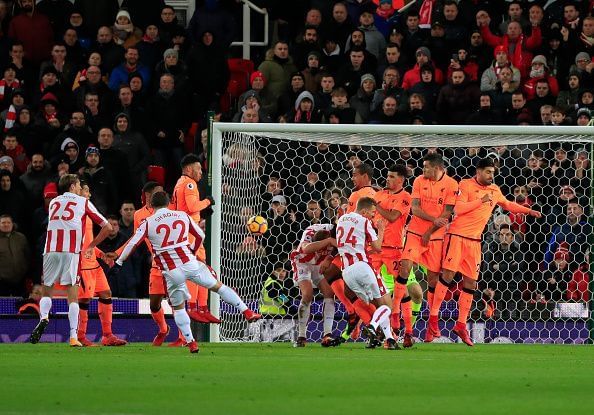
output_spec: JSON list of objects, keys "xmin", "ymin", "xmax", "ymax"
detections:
[
  {"xmin": 98, "ymin": 299, "xmax": 113, "ymax": 337},
  {"xmin": 151, "ymin": 308, "xmax": 168, "ymax": 334},
  {"xmin": 430, "ymin": 278, "xmax": 450, "ymax": 317},
  {"xmin": 457, "ymin": 289, "xmax": 474, "ymax": 326},
  {"xmin": 77, "ymin": 304, "xmax": 89, "ymax": 339}
]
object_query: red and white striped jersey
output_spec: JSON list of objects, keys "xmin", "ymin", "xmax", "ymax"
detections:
[
  {"xmin": 118, "ymin": 208, "xmax": 204, "ymax": 272},
  {"xmin": 336, "ymin": 212, "xmax": 377, "ymax": 267},
  {"xmin": 290, "ymin": 224, "xmax": 334, "ymax": 266},
  {"xmin": 44, "ymin": 192, "xmax": 107, "ymax": 254}
]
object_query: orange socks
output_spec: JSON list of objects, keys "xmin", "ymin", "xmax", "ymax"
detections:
[
  {"xmin": 353, "ymin": 298, "xmax": 375, "ymax": 324},
  {"xmin": 151, "ymin": 308, "xmax": 168, "ymax": 334},
  {"xmin": 330, "ymin": 279, "xmax": 355, "ymax": 314},
  {"xmin": 427, "ymin": 286, "xmax": 435, "ymax": 310},
  {"xmin": 197, "ymin": 285, "xmax": 208, "ymax": 307},
  {"xmin": 457, "ymin": 289, "xmax": 474, "ymax": 325},
  {"xmin": 401, "ymin": 297, "xmax": 413, "ymax": 335},
  {"xmin": 77, "ymin": 303, "xmax": 89, "ymax": 339},
  {"xmin": 430, "ymin": 278, "xmax": 450, "ymax": 317},
  {"xmin": 98, "ymin": 299, "xmax": 113, "ymax": 337},
  {"xmin": 392, "ymin": 276, "xmax": 408, "ymax": 315}
]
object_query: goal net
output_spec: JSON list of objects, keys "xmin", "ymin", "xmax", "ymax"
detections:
[{"xmin": 210, "ymin": 123, "xmax": 593, "ymax": 344}]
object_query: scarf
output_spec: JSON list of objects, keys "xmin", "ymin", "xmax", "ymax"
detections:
[
  {"xmin": 419, "ymin": 0, "xmax": 435, "ymax": 29},
  {"xmin": 502, "ymin": 34, "xmax": 524, "ymax": 72},
  {"xmin": 142, "ymin": 34, "xmax": 159, "ymax": 43},
  {"xmin": 529, "ymin": 67, "xmax": 545, "ymax": 79},
  {"xmin": 4, "ymin": 104, "xmax": 16, "ymax": 131},
  {"xmin": 0, "ymin": 79, "xmax": 20, "ymax": 101},
  {"xmin": 580, "ymin": 32, "xmax": 594, "ymax": 47},
  {"xmin": 294, "ymin": 109, "xmax": 311, "ymax": 123}
]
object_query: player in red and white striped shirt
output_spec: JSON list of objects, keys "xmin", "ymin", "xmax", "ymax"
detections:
[
  {"xmin": 290, "ymin": 224, "xmax": 338, "ymax": 347},
  {"xmin": 30, "ymin": 174, "xmax": 113, "ymax": 347},
  {"xmin": 336, "ymin": 197, "xmax": 397, "ymax": 349},
  {"xmin": 114, "ymin": 191, "xmax": 261, "ymax": 353}
]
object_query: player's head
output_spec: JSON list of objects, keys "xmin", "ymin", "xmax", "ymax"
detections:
[
  {"xmin": 58, "ymin": 173, "xmax": 81, "ymax": 195},
  {"xmin": 351, "ymin": 162, "xmax": 373, "ymax": 189},
  {"xmin": 142, "ymin": 181, "xmax": 163, "ymax": 207},
  {"xmin": 356, "ymin": 196, "xmax": 377, "ymax": 219},
  {"xmin": 79, "ymin": 180, "xmax": 91, "ymax": 199},
  {"xmin": 386, "ymin": 164, "xmax": 408, "ymax": 190},
  {"xmin": 151, "ymin": 191, "xmax": 170, "ymax": 209},
  {"xmin": 313, "ymin": 229, "xmax": 331, "ymax": 241},
  {"xmin": 476, "ymin": 157, "xmax": 496, "ymax": 185},
  {"xmin": 422, "ymin": 153, "xmax": 444, "ymax": 180},
  {"xmin": 181, "ymin": 153, "xmax": 202, "ymax": 182}
]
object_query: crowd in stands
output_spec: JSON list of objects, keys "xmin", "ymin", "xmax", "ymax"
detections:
[{"xmin": 0, "ymin": 1, "xmax": 591, "ymax": 313}]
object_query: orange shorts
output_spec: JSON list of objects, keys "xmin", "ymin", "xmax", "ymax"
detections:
[
  {"xmin": 442, "ymin": 234, "xmax": 482, "ymax": 280},
  {"xmin": 78, "ymin": 267, "xmax": 110, "ymax": 299},
  {"xmin": 331, "ymin": 256, "xmax": 343, "ymax": 270},
  {"xmin": 196, "ymin": 244, "xmax": 206, "ymax": 262},
  {"xmin": 370, "ymin": 247, "xmax": 402, "ymax": 276},
  {"xmin": 149, "ymin": 266, "xmax": 167, "ymax": 295},
  {"xmin": 401, "ymin": 232, "xmax": 443, "ymax": 273}
]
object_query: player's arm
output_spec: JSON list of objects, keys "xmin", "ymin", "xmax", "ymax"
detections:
[
  {"xmin": 369, "ymin": 219, "xmax": 385, "ymax": 253},
  {"xmin": 84, "ymin": 200, "xmax": 113, "ymax": 250},
  {"xmin": 300, "ymin": 238, "xmax": 337, "ymax": 254},
  {"xmin": 411, "ymin": 198, "xmax": 438, "ymax": 222},
  {"xmin": 421, "ymin": 204, "xmax": 454, "ymax": 246},
  {"xmin": 375, "ymin": 204, "xmax": 402, "ymax": 223},
  {"xmin": 187, "ymin": 213, "xmax": 206, "ymax": 252},
  {"xmin": 115, "ymin": 221, "xmax": 148, "ymax": 265},
  {"xmin": 498, "ymin": 196, "xmax": 542, "ymax": 218},
  {"xmin": 181, "ymin": 185, "xmax": 212, "ymax": 215},
  {"xmin": 453, "ymin": 184, "xmax": 483, "ymax": 216}
]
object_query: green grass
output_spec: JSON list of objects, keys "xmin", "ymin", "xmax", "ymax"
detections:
[{"xmin": 0, "ymin": 343, "xmax": 593, "ymax": 415}]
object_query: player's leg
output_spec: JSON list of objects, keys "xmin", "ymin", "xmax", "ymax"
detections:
[
  {"xmin": 324, "ymin": 259, "xmax": 355, "ymax": 316},
  {"xmin": 30, "ymin": 284, "xmax": 53, "ymax": 344},
  {"xmin": 190, "ymin": 261, "xmax": 261, "ymax": 321},
  {"xmin": 165, "ymin": 269, "xmax": 198, "ymax": 353},
  {"xmin": 317, "ymin": 278, "xmax": 338, "ymax": 346},
  {"xmin": 452, "ymin": 276, "xmax": 476, "ymax": 346},
  {"xmin": 149, "ymin": 267, "xmax": 170, "ymax": 345},
  {"xmin": 93, "ymin": 267, "xmax": 126, "ymax": 345},
  {"xmin": 186, "ymin": 280, "xmax": 217, "ymax": 323},
  {"xmin": 407, "ymin": 277, "xmax": 423, "ymax": 327},
  {"xmin": 296, "ymin": 278, "xmax": 314, "ymax": 346},
  {"xmin": 66, "ymin": 284, "xmax": 82, "ymax": 347},
  {"xmin": 77, "ymin": 269, "xmax": 95, "ymax": 346},
  {"xmin": 369, "ymin": 294, "xmax": 397, "ymax": 350}
]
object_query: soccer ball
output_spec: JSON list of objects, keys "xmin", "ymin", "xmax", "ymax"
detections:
[{"xmin": 246, "ymin": 215, "xmax": 268, "ymax": 235}]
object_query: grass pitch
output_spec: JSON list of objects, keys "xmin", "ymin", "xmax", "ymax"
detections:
[{"xmin": 0, "ymin": 343, "xmax": 592, "ymax": 415}]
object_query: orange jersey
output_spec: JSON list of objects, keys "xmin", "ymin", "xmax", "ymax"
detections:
[
  {"xmin": 80, "ymin": 217, "xmax": 103, "ymax": 269},
  {"xmin": 347, "ymin": 186, "xmax": 376, "ymax": 213},
  {"xmin": 170, "ymin": 175, "xmax": 209, "ymax": 224},
  {"xmin": 408, "ymin": 173, "xmax": 458, "ymax": 238},
  {"xmin": 448, "ymin": 177, "xmax": 531, "ymax": 240},
  {"xmin": 374, "ymin": 188, "xmax": 411, "ymax": 248}
]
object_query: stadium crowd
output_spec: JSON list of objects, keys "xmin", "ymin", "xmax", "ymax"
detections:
[{"xmin": 0, "ymin": 0, "xmax": 591, "ymax": 315}]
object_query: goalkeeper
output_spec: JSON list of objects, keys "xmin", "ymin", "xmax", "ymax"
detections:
[
  {"xmin": 379, "ymin": 264, "xmax": 424, "ymax": 334},
  {"xmin": 259, "ymin": 265, "xmax": 295, "ymax": 317}
]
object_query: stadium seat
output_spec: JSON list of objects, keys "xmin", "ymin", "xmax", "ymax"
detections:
[{"xmin": 147, "ymin": 165, "xmax": 166, "ymax": 186}]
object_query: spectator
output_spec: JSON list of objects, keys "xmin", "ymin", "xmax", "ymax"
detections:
[
  {"xmin": 294, "ymin": 171, "xmax": 326, "ymax": 210},
  {"xmin": 436, "ymin": 69, "xmax": 481, "ymax": 125},
  {"xmin": 468, "ymin": 28, "xmax": 492, "ymax": 74},
  {"xmin": 337, "ymin": 46, "xmax": 371, "ymax": 98},
  {"xmin": 322, "ymin": 2, "xmax": 355, "ymax": 52},
  {"xmin": 112, "ymin": 9, "xmax": 143, "ymax": 49},
  {"xmin": 16, "ymin": 284, "xmax": 42, "ymax": 315},
  {"xmin": 62, "ymin": 28, "xmax": 86, "ymax": 68},
  {"xmin": 556, "ymin": 72, "xmax": 581, "ymax": 113},
  {"xmin": 8, "ymin": 0, "xmax": 54, "ymax": 65},
  {"xmin": 349, "ymin": 73, "xmax": 376, "ymax": 123},
  {"xmin": 301, "ymin": 51, "xmax": 324, "ymax": 93},
  {"xmin": 258, "ymin": 41, "xmax": 299, "ymax": 104},
  {"xmin": 409, "ymin": 64, "xmax": 441, "ymax": 111},
  {"xmin": 504, "ymin": 91, "xmax": 532, "ymax": 125},
  {"xmin": 0, "ymin": 214, "xmax": 30, "ymax": 296},
  {"xmin": 264, "ymin": 194, "xmax": 299, "ymax": 267},
  {"xmin": 187, "ymin": 0, "xmax": 236, "ymax": 50},
  {"xmin": 376, "ymin": 42, "xmax": 407, "ymax": 82},
  {"xmin": 466, "ymin": 93, "xmax": 501, "ymax": 125},
  {"xmin": 538, "ymin": 246, "xmax": 573, "ymax": 302},
  {"xmin": 527, "ymin": 79, "xmax": 556, "ymax": 121},
  {"xmin": 232, "ymin": 91, "xmax": 272, "ymax": 124},
  {"xmin": 0, "ymin": 169, "xmax": 27, "ymax": 229},
  {"xmin": 154, "ymin": 48, "xmax": 189, "ymax": 95},
  {"xmin": 19, "ymin": 153, "xmax": 51, "ymax": 208},
  {"xmin": 447, "ymin": 46, "xmax": 479, "ymax": 83},
  {"xmin": 72, "ymin": 53, "xmax": 106, "ymax": 90},
  {"xmin": 121, "ymin": 0, "xmax": 165, "ymax": 32},
  {"xmin": 282, "ymin": 91, "xmax": 322, "ymax": 124},
  {"xmin": 49, "ymin": 111, "xmax": 95, "ymax": 160},
  {"xmin": 354, "ymin": 8, "xmax": 386, "ymax": 60},
  {"xmin": 567, "ymin": 148, "xmax": 591, "ymax": 195},
  {"xmin": 369, "ymin": 95, "xmax": 409, "ymax": 124},
  {"xmin": 566, "ymin": 263, "xmax": 590, "ymax": 302},
  {"xmin": 482, "ymin": 224, "xmax": 525, "ymax": 301},
  {"xmin": 80, "ymin": 146, "xmax": 117, "ymax": 214},
  {"xmin": 423, "ymin": 20, "xmax": 449, "ymax": 70},
  {"xmin": 400, "ymin": 9, "xmax": 427, "ymax": 64},
  {"xmin": 320, "ymin": 33, "xmax": 345, "ymax": 76},
  {"xmin": 2, "ymin": 132, "xmax": 29, "ymax": 175},
  {"xmin": 97, "ymin": 127, "xmax": 132, "ymax": 204},
  {"xmin": 73, "ymin": 65, "xmax": 114, "ymax": 116},
  {"xmin": 401, "ymin": 46, "xmax": 445, "ymax": 90},
  {"xmin": 118, "ymin": 201, "xmax": 136, "ymax": 238},
  {"xmin": 575, "ymin": 107, "xmax": 591, "ymax": 125},
  {"xmin": 371, "ymin": 66, "xmax": 407, "ymax": 114},
  {"xmin": 90, "ymin": 26, "xmax": 125, "ymax": 75},
  {"xmin": 13, "ymin": 107, "xmax": 43, "ymax": 157},
  {"xmin": 8, "ymin": 43, "xmax": 36, "ymax": 100},
  {"xmin": 112, "ymin": 112, "xmax": 150, "ymax": 195},
  {"xmin": 277, "ymin": 72, "xmax": 306, "ymax": 119},
  {"xmin": 0, "ymin": 65, "xmax": 22, "ymax": 112},
  {"xmin": 292, "ymin": 25, "xmax": 322, "ymax": 71},
  {"xmin": 108, "ymin": 46, "xmax": 150, "ymax": 92},
  {"xmin": 67, "ymin": 9, "xmax": 93, "ymax": 50},
  {"xmin": 34, "ymin": 66, "xmax": 73, "ymax": 113},
  {"xmin": 544, "ymin": 200, "xmax": 591, "ymax": 270},
  {"xmin": 34, "ymin": 92, "xmax": 66, "ymax": 152},
  {"xmin": 480, "ymin": 45, "xmax": 521, "ymax": 93},
  {"xmin": 523, "ymin": 55, "xmax": 560, "ymax": 100},
  {"xmin": 73, "ymin": 0, "xmax": 119, "ymax": 36},
  {"xmin": 158, "ymin": 5, "xmax": 186, "ymax": 53},
  {"xmin": 136, "ymin": 24, "xmax": 165, "ymax": 72},
  {"xmin": 538, "ymin": 104, "xmax": 553, "ymax": 126},
  {"xmin": 58, "ymin": 138, "xmax": 84, "ymax": 174},
  {"xmin": 112, "ymin": 85, "xmax": 148, "ymax": 137},
  {"xmin": 323, "ymin": 87, "xmax": 362, "ymax": 124},
  {"xmin": 39, "ymin": 42, "xmax": 77, "ymax": 89},
  {"xmin": 82, "ymin": 91, "xmax": 110, "ymax": 133}
]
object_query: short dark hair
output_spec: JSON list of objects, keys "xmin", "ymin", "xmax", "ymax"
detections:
[
  {"xmin": 355, "ymin": 162, "xmax": 374, "ymax": 179},
  {"xmin": 151, "ymin": 191, "xmax": 170, "ymax": 208},
  {"xmin": 388, "ymin": 164, "xmax": 408, "ymax": 177},
  {"xmin": 142, "ymin": 181, "xmax": 160, "ymax": 194},
  {"xmin": 106, "ymin": 214, "xmax": 119, "ymax": 221},
  {"xmin": 180, "ymin": 153, "xmax": 201, "ymax": 169},
  {"xmin": 58, "ymin": 174, "xmax": 79, "ymax": 194},
  {"xmin": 423, "ymin": 152, "xmax": 444, "ymax": 167},
  {"xmin": 477, "ymin": 158, "xmax": 495, "ymax": 169}
]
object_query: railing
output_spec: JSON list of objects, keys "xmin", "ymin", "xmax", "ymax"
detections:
[{"xmin": 230, "ymin": 0, "xmax": 269, "ymax": 60}]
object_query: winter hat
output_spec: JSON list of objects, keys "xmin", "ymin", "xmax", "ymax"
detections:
[
  {"xmin": 307, "ymin": 50, "xmax": 321, "ymax": 60},
  {"xmin": 271, "ymin": 195, "xmax": 287, "ymax": 205},
  {"xmin": 0, "ymin": 155, "xmax": 13, "ymax": 167},
  {"xmin": 416, "ymin": 46, "xmax": 431, "ymax": 59},
  {"xmin": 116, "ymin": 10, "xmax": 131, "ymax": 22},
  {"xmin": 250, "ymin": 71, "xmax": 266, "ymax": 86},
  {"xmin": 60, "ymin": 137, "xmax": 79, "ymax": 152},
  {"xmin": 163, "ymin": 48, "xmax": 178, "ymax": 59},
  {"xmin": 493, "ymin": 45, "xmax": 507, "ymax": 58},
  {"xmin": 43, "ymin": 182, "xmax": 58, "ymax": 199},
  {"xmin": 85, "ymin": 146, "xmax": 100, "ymax": 156},
  {"xmin": 531, "ymin": 55, "xmax": 548, "ymax": 68},
  {"xmin": 379, "ymin": 0, "xmax": 392, "ymax": 5},
  {"xmin": 360, "ymin": 73, "xmax": 376, "ymax": 86},
  {"xmin": 290, "ymin": 71, "xmax": 305, "ymax": 82},
  {"xmin": 40, "ymin": 92, "xmax": 59, "ymax": 106},
  {"xmin": 295, "ymin": 90, "xmax": 315, "ymax": 110},
  {"xmin": 41, "ymin": 66, "xmax": 59, "ymax": 77},
  {"xmin": 575, "ymin": 51, "xmax": 591, "ymax": 64},
  {"xmin": 577, "ymin": 107, "xmax": 591, "ymax": 119}
]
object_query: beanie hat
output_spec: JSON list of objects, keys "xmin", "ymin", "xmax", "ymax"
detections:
[
  {"xmin": 531, "ymin": 55, "xmax": 548, "ymax": 69},
  {"xmin": 250, "ymin": 71, "xmax": 266, "ymax": 86},
  {"xmin": 116, "ymin": 10, "xmax": 131, "ymax": 22},
  {"xmin": 163, "ymin": 48, "xmax": 178, "ymax": 59},
  {"xmin": 575, "ymin": 51, "xmax": 591, "ymax": 64},
  {"xmin": 85, "ymin": 146, "xmax": 100, "ymax": 156},
  {"xmin": 360, "ymin": 73, "xmax": 376, "ymax": 86},
  {"xmin": 416, "ymin": 46, "xmax": 431, "ymax": 59},
  {"xmin": 494, "ymin": 45, "xmax": 507, "ymax": 58}
]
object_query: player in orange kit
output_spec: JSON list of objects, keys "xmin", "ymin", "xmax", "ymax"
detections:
[
  {"xmin": 370, "ymin": 164, "xmax": 414, "ymax": 347},
  {"xmin": 392, "ymin": 152, "xmax": 459, "ymax": 343},
  {"xmin": 428, "ymin": 158, "xmax": 541, "ymax": 346},
  {"xmin": 170, "ymin": 154, "xmax": 218, "ymax": 324},
  {"xmin": 77, "ymin": 182, "xmax": 127, "ymax": 346}
]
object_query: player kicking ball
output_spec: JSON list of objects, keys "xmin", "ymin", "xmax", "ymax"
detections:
[
  {"xmin": 336, "ymin": 197, "xmax": 397, "ymax": 350},
  {"xmin": 428, "ymin": 158, "xmax": 541, "ymax": 346},
  {"xmin": 113, "ymin": 192, "xmax": 261, "ymax": 353}
]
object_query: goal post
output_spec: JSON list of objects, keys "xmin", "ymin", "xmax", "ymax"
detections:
[{"xmin": 210, "ymin": 122, "xmax": 593, "ymax": 344}]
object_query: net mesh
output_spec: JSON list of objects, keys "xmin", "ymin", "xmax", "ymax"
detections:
[{"xmin": 214, "ymin": 127, "xmax": 592, "ymax": 344}]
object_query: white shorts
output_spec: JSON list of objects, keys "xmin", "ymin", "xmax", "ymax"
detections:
[
  {"xmin": 42, "ymin": 252, "xmax": 81, "ymax": 287},
  {"xmin": 164, "ymin": 259, "xmax": 218, "ymax": 306},
  {"xmin": 342, "ymin": 261, "xmax": 386, "ymax": 304},
  {"xmin": 294, "ymin": 264, "xmax": 324, "ymax": 287}
]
